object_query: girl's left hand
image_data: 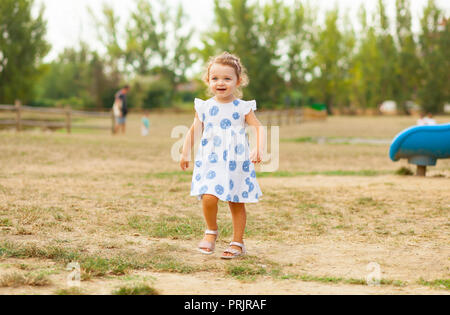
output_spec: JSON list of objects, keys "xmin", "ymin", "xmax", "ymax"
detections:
[{"xmin": 250, "ymin": 149, "xmax": 263, "ymax": 164}]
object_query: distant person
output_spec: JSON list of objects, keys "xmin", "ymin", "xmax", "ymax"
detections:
[
  {"xmin": 417, "ymin": 112, "xmax": 437, "ymax": 126},
  {"xmin": 417, "ymin": 112, "xmax": 427, "ymax": 125},
  {"xmin": 113, "ymin": 85, "xmax": 130, "ymax": 134},
  {"xmin": 141, "ymin": 111, "xmax": 150, "ymax": 136},
  {"xmin": 425, "ymin": 112, "xmax": 436, "ymax": 125}
]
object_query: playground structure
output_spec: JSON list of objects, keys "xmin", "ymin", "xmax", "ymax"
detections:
[{"xmin": 389, "ymin": 124, "xmax": 450, "ymax": 176}]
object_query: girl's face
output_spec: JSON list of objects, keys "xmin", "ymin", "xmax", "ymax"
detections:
[{"xmin": 208, "ymin": 63, "xmax": 240, "ymax": 102}]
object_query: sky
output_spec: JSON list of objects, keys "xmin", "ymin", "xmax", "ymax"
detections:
[{"xmin": 34, "ymin": 0, "xmax": 450, "ymax": 62}]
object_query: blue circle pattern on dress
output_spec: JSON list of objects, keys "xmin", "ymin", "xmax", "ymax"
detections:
[
  {"xmin": 251, "ymin": 170, "xmax": 256, "ymax": 178},
  {"xmin": 206, "ymin": 170, "xmax": 216, "ymax": 179},
  {"xmin": 233, "ymin": 195, "xmax": 239, "ymax": 202},
  {"xmin": 213, "ymin": 136, "xmax": 222, "ymax": 147},
  {"xmin": 226, "ymin": 194, "xmax": 232, "ymax": 201},
  {"xmin": 239, "ymin": 127, "xmax": 245, "ymax": 135},
  {"xmin": 205, "ymin": 122, "xmax": 213, "ymax": 132},
  {"xmin": 196, "ymin": 161, "xmax": 202, "ymax": 167},
  {"xmin": 235, "ymin": 144, "xmax": 245, "ymax": 155},
  {"xmin": 248, "ymin": 182, "xmax": 254, "ymax": 192},
  {"xmin": 233, "ymin": 100, "xmax": 240, "ymax": 106},
  {"xmin": 202, "ymin": 138, "xmax": 208, "ymax": 146},
  {"xmin": 245, "ymin": 177, "xmax": 251, "ymax": 185},
  {"xmin": 199, "ymin": 185, "xmax": 208, "ymax": 194},
  {"xmin": 215, "ymin": 185, "xmax": 224, "ymax": 195},
  {"xmin": 232, "ymin": 112, "xmax": 240, "ymax": 120},
  {"xmin": 220, "ymin": 119, "xmax": 232, "ymax": 129},
  {"xmin": 242, "ymin": 191, "xmax": 248, "ymax": 198},
  {"xmin": 210, "ymin": 106, "xmax": 219, "ymax": 116},
  {"xmin": 229, "ymin": 160, "xmax": 236, "ymax": 171},
  {"xmin": 195, "ymin": 174, "xmax": 201, "ymax": 181},
  {"xmin": 202, "ymin": 113, "xmax": 206, "ymax": 121},
  {"xmin": 223, "ymin": 150, "xmax": 228, "ymax": 161},
  {"xmin": 242, "ymin": 160, "xmax": 250, "ymax": 172},
  {"xmin": 208, "ymin": 152, "xmax": 218, "ymax": 163},
  {"xmin": 229, "ymin": 179, "xmax": 234, "ymax": 190}
]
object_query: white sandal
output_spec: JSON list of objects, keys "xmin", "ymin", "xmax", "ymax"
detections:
[
  {"xmin": 197, "ymin": 230, "xmax": 218, "ymax": 255},
  {"xmin": 221, "ymin": 241, "xmax": 246, "ymax": 259}
]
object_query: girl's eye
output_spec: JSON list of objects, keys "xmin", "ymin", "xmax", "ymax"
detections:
[{"xmin": 225, "ymin": 78, "xmax": 231, "ymax": 81}]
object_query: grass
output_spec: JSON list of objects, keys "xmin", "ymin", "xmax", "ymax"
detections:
[
  {"xmin": 278, "ymin": 273, "xmax": 407, "ymax": 287},
  {"xmin": 417, "ymin": 278, "xmax": 450, "ymax": 290},
  {"xmin": 113, "ymin": 284, "xmax": 159, "ymax": 295},
  {"xmin": 0, "ymin": 272, "xmax": 51, "ymax": 287},
  {"xmin": 395, "ymin": 167, "xmax": 414, "ymax": 176},
  {"xmin": 0, "ymin": 241, "xmax": 198, "ymax": 278},
  {"xmin": 55, "ymin": 287, "xmax": 85, "ymax": 295}
]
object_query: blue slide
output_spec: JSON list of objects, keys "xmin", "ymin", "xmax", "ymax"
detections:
[{"xmin": 389, "ymin": 123, "xmax": 450, "ymax": 174}]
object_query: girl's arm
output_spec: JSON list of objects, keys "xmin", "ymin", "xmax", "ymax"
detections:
[
  {"xmin": 245, "ymin": 111, "xmax": 265, "ymax": 164},
  {"xmin": 180, "ymin": 112, "xmax": 203, "ymax": 170}
]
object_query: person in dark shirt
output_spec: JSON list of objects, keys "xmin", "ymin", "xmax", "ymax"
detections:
[{"xmin": 113, "ymin": 85, "xmax": 130, "ymax": 134}]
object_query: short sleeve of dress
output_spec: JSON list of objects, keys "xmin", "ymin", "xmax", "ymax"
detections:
[
  {"xmin": 194, "ymin": 98, "xmax": 206, "ymax": 122},
  {"xmin": 242, "ymin": 100, "xmax": 257, "ymax": 116}
]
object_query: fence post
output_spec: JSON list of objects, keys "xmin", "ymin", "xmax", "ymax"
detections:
[
  {"xmin": 15, "ymin": 100, "xmax": 21, "ymax": 132},
  {"xmin": 111, "ymin": 110, "xmax": 116, "ymax": 134},
  {"xmin": 267, "ymin": 111, "xmax": 272, "ymax": 128},
  {"xmin": 65, "ymin": 105, "xmax": 71, "ymax": 134},
  {"xmin": 278, "ymin": 110, "xmax": 282, "ymax": 126}
]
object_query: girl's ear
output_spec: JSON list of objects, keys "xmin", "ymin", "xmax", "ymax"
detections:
[{"xmin": 236, "ymin": 77, "xmax": 242, "ymax": 87}]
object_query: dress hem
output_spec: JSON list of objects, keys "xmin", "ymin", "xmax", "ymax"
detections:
[{"xmin": 190, "ymin": 192, "xmax": 261, "ymax": 203}]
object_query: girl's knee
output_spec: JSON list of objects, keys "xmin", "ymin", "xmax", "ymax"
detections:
[{"xmin": 202, "ymin": 194, "xmax": 219, "ymax": 205}]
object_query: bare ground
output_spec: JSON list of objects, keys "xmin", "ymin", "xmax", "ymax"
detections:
[{"xmin": 0, "ymin": 114, "xmax": 449, "ymax": 294}]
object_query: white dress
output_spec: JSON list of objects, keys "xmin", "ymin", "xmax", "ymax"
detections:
[{"xmin": 190, "ymin": 98, "xmax": 262, "ymax": 203}]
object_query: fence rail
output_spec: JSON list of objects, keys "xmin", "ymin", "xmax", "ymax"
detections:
[
  {"xmin": 0, "ymin": 100, "xmax": 114, "ymax": 134},
  {"xmin": 0, "ymin": 100, "xmax": 327, "ymax": 134}
]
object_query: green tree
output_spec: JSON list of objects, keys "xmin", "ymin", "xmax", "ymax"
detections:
[
  {"xmin": 375, "ymin": 0, "xmax": 399, "ymax": 103},
  {"xmin": 92, "ymin": 0, "xmax": 194, "ymax": 108},
  {"xmin": 307, "ymin": 7, "xmax": 355, "ymax": 113},
  {"xmin": 418, "ymin": 0, "xmax": 449, "ymax": 113},
  {"xmin": 37, "ymin": 43, "xmax": 117, "ymax": 109},
  {"xmin": 0, "ymin": 0, "xmax": 49, "ymax": 104},
  {"xmin": 201, "ymin": 0, "xmax": 287, "ymax": 108},
  {"xmin": 395, "ymin": 0, "xmax": 421, "ymax": 112}
]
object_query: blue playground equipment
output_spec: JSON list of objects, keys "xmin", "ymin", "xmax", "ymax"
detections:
[{"xmin": 389, "ymin": 123, "xmax": 450, "ymax": 176}]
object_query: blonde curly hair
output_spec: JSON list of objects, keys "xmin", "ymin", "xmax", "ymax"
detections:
[{"xmin": 202, "ymin": 52, "xmax": 249, "ymax": 98}]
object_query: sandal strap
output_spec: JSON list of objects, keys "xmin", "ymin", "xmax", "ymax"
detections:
[
  {"xmin": 223, "ymin": 248, "xmax": 241, "ymax": 255},
  {"xmin": 198, "ymin": 240, "xmax": 214, "ymax": 250},
  {"xmin": 229, "ymin": 241, "xmax": 244, "ymax": 249},
  {"xmin": 205, "ymin": 229, "xmax": 218, "ymax": 235}
]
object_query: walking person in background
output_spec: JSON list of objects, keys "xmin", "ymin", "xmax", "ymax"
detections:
[
  {"xmin": 141, "ymin": 110, "xmax": 150, "ymax": 136},
  {"xmin": 113, "ymin": 85, "xmax": 130, "ymax": 134}
]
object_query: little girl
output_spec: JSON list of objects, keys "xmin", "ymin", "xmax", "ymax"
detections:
[{"xmin": 180, "ymin": 52, "xmax": 264, "ymax": 259}]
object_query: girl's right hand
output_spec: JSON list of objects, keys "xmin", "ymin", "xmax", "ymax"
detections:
[{"xmin": 180, "ymin": 156, "xmax": 189, "ymax": 171}]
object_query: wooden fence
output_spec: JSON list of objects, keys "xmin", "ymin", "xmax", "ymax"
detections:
[
  {"xmin": 0, "ymin": 100, "xmax": 114, "ymax": 134},
  {"xmin": 0, "ymin": 101, "xmax": 327, "ymax": 134}
]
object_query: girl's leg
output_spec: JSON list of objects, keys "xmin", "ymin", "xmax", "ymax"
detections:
[
  {"xmin": 200, "ymin": 194, "xmax": 219, "ymax": 252},
  {"xmin": 223, "ymin": 201, "xmax": 246, "ymax": 257}
]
